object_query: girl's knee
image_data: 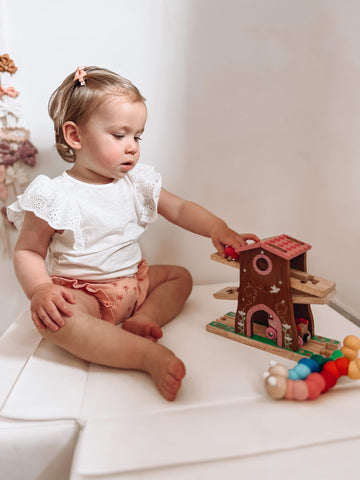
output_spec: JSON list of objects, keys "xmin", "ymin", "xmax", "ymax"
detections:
[{"xmin": 174, "ymin": 266, "xmax": 193, "ymax": 296}]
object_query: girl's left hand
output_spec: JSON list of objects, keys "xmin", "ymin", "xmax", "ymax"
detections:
[{"xmin": 210, "ymin": 224, "xmax": 260, "ymax": 258}]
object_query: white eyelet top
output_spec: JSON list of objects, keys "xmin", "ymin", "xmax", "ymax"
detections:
[{"xmin": 7, "ymin": 163, "xmax": 161, "ymax": 280}]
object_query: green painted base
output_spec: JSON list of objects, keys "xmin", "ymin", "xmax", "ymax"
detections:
[{"xmin": 207, "ymin": 312, "xmax": 341, "ymax": 361}]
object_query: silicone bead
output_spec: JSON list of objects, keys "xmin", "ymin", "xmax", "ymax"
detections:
[
  {"xmin": 334, "ymin": 357, "xmax": 350, "ymax": 376},
  {"xmin": 341, "ymin": 347, "xmax": 357, "ymax": 361},
  {"xmin": 284, "ymin": 379, "xmax": 295, "ymax": 400},
  {"xmin": 306, "ymin": 373, "xmax": 326, "ymax": 400},
  {"xmin": 299, "ymin": 357, "xmax": 320, "ymax": 372},
  {"xmin": 343, "ymin": 335, "xmax": 360, "ymax": 351},
  {"xmin": 330, "ymin": 350, "xmax": 344, "ymax": 360},
  {"xmin": 321, "ymin": 370, "xmax": 337, "ymax": 393},
  {"xmin": 347, "ymin": 359, "xmax": 360, "ymax": 380},
  {"xmin": 322, "ymin": 361, "xmax": 341, "ymax": 380},
  {"xmin": 289, "ymin": 364, "xmax": 311, "ymax": 380},
  {"xmin": 311, "ymin": 354, "xmax": 328, "ymax": 369},
  {"xmin": 292, "ymin": 380, "xmax": 309, "ymax": 401}
]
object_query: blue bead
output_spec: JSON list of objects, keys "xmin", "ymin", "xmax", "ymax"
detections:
[
  {"xmin": 299, "ymin": 358, "xmax": 319, "ymax": 372},
  {"xmin": 288, "ymin": 369, "xmax": 300, "ymax": 380},
  {"xmin": 294, "ymin": 363, "xmax": 311, "ymax": 379}
]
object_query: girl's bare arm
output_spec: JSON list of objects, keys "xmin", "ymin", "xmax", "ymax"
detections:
[
  {"xmin": 14, "ymin": 212, "xmax": 75, "ymax": 331},
  {"xmin": 158, "ymin": 188, "xmax": 259, "ymax": 256}
]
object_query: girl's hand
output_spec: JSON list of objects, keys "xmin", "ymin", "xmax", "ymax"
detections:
[
  {"xmin": 30, "ymin": 283, "xmax": 76, "ymax": 332},
  {"xmin": 210, "ymin": 223, "xmax": 260, "ymax": 258}
]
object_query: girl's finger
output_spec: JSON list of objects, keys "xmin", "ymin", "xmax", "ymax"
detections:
[
  {"xmin": 37, "ymin": 307, "xmax": 59, "ymax": 332},
  {"xmin": 62, "ymin": 288, "xmax": 76, "ymax": 304},
  {"xmin": 242, "ymin": 233, "xmax": 260, "ymax": 242},
  {"xmin": 31, "ymin": 311, "xmax": 46, "ymax": 330},
  {"xmin": 55, "ymin": 297, "xmax": 73, "ymax": 318},
  {"xmin": 46, "ymin": 303, "xmax": 65, "ymax": 327},
  {"xmin": 214, "ymin": 240, "xmax": 225, "ymax": 257}
]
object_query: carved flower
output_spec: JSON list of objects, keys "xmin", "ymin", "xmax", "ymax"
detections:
[{"xmin": 0, "ymin": 54, "xmax": 17, "ymax": 74}]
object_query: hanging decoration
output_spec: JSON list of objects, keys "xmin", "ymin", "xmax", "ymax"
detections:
[{"xmin": 0, "ymin": 53, "xmax": 37, "ymax": 256}]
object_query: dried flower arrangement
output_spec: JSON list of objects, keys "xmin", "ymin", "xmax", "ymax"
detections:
[{"xmin": 0, "ymin": 53, "xmax": 37, "ymax": 256}]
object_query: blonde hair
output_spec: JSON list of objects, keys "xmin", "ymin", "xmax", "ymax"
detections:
[{"xmin": 48, "ymin": 66, "xmax": 146, "ymax": 163}]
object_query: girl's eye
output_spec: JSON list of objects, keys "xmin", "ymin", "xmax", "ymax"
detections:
[
  {"xmin": 135, "ymin": 136, "xmax": 142, "ymax": 142},
  {"xmin": 112, "ymin": 134, "xmax": 124, "ymax": 139}
]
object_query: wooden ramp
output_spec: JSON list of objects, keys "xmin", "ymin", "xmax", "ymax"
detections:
[{"xmin": 211, "ymin": 252, "xmax": 336, "ymax": 305}]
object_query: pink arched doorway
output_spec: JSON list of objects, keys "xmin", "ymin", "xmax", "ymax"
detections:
[{"xmin": 246, "ymin": 304, "xmax": 283, "ymax": 347}]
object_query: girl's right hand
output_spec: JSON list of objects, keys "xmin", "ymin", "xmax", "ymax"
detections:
[{"xmin": 30, "ymin": 283, "xmax": 76, "ymax": 331}]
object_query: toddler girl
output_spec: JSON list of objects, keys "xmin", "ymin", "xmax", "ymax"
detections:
[{"xmin": 8, "ymin": 66, "xmax": 258, "ymax": 401}]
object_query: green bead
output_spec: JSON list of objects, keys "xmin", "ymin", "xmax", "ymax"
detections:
[
  {"xmin": 330, "ymin": 349, "xmax": 343, "ymax": 360},
  {"xmin": 310, "ymin": 354, "xmax": 327, "ymax": 368}
]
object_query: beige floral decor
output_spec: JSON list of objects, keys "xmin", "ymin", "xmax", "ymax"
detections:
[
  {"xmin": 0, "ymin": 54, "xmax": 17, "ymax": 74},
  {"xmin": 0, "ymin": 53, "xmax": 37, "ymax": 256}
]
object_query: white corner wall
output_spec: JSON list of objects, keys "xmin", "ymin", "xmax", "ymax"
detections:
[{"xmin": 0, "ymin": 0, "xmax": 359, "ymax": 334}]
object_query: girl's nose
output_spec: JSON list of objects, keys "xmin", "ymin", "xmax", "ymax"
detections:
[{"xmin": 125, "ymin": 138, "xmax": 138, "ymax": 154}]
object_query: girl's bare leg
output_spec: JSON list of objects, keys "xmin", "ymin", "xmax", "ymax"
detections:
[
  {"xmin": 38, "ymin": 289, "xmax": 185, "ymax": 401},
  {"xmin": 122, "ymin": 265, "xmax": 193, "ymax": 341}
]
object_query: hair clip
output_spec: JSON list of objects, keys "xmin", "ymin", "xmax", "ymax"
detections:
[{"xmin": 74, "ymin": 66, "xmax": 87, "ymax": 86}]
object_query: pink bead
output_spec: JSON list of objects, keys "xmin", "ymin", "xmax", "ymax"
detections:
[
  {"xmin": 285, "ymin": 379, "xmax": 295, "ymax": 400},
  {"xmin": 306, "ymin": 373, "xmax": 325, "ymax": 400},
  {"xmin": 292, "ymin": 380, "xmax": 309, "ymax": 401}
]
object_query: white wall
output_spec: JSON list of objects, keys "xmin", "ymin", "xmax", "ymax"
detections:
[{"xmin": 0, "ymin": 0, "xmax": 359, "ymax": 334}]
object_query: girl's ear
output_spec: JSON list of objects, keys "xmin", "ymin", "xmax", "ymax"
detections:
[{"xmin": 63, "ymin": 121, "xmax": 82, "ymax": 150}]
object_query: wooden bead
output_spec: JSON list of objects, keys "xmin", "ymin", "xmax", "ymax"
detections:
[
  {"xmin": 268, "ymin": 364, "xmax": 288, "ymax": 377},
  {"xmin": 264, "ymin": 375, "xmax": 287, "ymax": 399}
]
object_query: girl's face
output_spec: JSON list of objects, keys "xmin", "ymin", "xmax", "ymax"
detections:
[{"xmin": 69, "ymin": 96, "xmax": 147, "ymax": 184}]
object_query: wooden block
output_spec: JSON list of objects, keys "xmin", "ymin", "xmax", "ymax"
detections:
[
  {"xmin": 213, "ymin": 286, "xmax": 238, "ymax": 300},
  {"xmin": 211, "ymin": 252, "xmax": 240, "ymax": 269},
  {"xmin": 290, "ymin": 268, "xmax": 336, "ymax": 298},
  {"xmin": 216, "ymin": 314, "xmax": 236, "ymax": 327},
  {"xmin": 291, "ymin": 289, "xmax": 336, "ymax": 305}
]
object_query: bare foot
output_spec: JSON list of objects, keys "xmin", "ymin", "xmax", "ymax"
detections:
[
  {"xmin": 143, "ymin": 343, "xmax": 186, "ymax": 401},
  {"xmin": 122, "ymin": 316, "xmax": 163, "ymax": 342}
]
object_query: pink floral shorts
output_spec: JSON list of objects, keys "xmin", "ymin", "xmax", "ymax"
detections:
[{"xmin": 52, "ymin": 260, "xmax": 149, "ymax": 325}]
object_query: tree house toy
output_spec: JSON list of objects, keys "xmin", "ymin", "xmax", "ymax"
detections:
[{"xmin": 207, "ymin": 234, "xmax": 339, "ymax": 361}]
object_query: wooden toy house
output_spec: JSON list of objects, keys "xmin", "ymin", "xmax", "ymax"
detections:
[{"xmin": 208, "ymin": 234, "xmax": 338, "ymax": 361}]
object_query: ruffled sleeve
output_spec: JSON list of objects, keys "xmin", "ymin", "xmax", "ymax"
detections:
[
  {"xmin": 7, "ymin": 174, "xmax": 84, "ymax": 250},
  {"xmin": 127, "ymin": 163, "xmax": 161, "ymax": 225}
]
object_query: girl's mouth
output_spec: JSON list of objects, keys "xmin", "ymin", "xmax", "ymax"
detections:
[{"xmin": 120, "ymin": 162, "xmax": 133, "ymax": 171}]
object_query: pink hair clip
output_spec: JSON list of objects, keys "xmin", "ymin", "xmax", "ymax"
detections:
[{"xmin": 74, "ymin": 66, "xmax": 87, "ymax": 86}]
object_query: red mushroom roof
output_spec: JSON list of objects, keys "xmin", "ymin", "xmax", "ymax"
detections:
[{"xmin": 239, "ymin": 234, "xmax": 311, "ymax": 260}]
